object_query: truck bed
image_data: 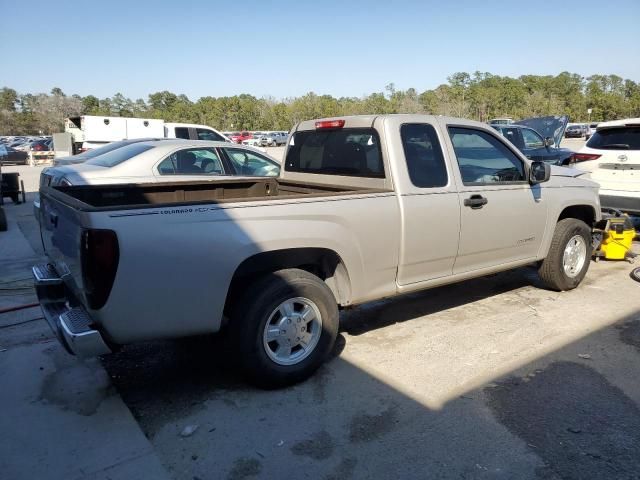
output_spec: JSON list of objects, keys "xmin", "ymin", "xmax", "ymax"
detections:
[{"xmin": 44, "ymin": 178, "xmax": 390, "ymax": 211}]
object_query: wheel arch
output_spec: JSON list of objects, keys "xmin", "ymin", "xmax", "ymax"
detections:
[
  {"xmin": 224, "ymin": 248, "xmax": 352, "ymax": 315},
  {"xmin": 557, "ymin": 204, "xmax": 597, "ymax": 227}
]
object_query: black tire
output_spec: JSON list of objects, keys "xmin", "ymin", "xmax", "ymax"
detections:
[
  {"xmin": 538, "ymin": 218, "xmax": 591, "ymax": 291},
  {"xmin": 229, "ymin": 268, "xmax": 339, "ymax": 388},
  {"xmin": 0, "ymin": 208, "xmax": 7, "ymax": 232}
]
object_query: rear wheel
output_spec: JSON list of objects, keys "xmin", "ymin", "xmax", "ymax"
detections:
[
  {"xmin": 229, "ymin": 268, "xmax": 339, "ymax": 388},
  {"xmin": 538, "ymin": 218, "xmax": 591, "ymax": 291}
]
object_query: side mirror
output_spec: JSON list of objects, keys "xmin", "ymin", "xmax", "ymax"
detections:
[
  {"xmin": 544, "ymin": 137, "xmax": 555, "ymax": 148},
  {"xmin": 530, "ymin": 161, "xmax": 551, "ymax": 184}
]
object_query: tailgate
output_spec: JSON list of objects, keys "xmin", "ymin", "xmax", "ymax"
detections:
[{"xmin": 39, "ymin": 190, "xmax": 87, "ymax": 303}]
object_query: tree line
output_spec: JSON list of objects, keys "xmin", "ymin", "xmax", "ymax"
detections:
[{"xmin": 1, "ymin": 72, "xmax": 639, "ymax": 136}]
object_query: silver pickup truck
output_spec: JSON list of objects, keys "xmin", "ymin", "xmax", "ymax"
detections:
[{"xmin": 34, "ymin": 115, "xmax": 601, "ymax": 387}]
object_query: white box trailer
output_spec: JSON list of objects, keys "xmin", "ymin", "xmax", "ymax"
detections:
[{"xmin": 64, "ymin": 116, "xmax": 229, "ymax": 153}]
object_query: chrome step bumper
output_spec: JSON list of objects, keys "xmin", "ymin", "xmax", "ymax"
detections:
[
  {"xmin": 32, "ymin": 263, "xmax": 62, "ymax": 285},
  {"xmin": 33, "ymin": 263, "xmax": 112, "ymax": 357}
]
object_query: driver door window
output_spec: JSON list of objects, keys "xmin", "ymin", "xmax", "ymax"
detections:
[
  {"xmin": 522, "ymin": 128, "xmax": 545, "ymax": 148},
  {"xmin": 448, "ymin": 127, "xmax": 525, "ymax": 184},
  {"xmin": 157, "ymin": 148, "xmax": 224, "ymax": 175}
]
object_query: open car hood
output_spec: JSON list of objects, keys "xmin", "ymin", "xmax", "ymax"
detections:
[{"xmin": 515, "ymin": 115, "xmax": 568, "ymax": 148}]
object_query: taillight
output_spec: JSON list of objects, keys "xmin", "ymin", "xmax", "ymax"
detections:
[
  {"xmin": 81, "ymin": 229, "xmax": 119, "ymax": 310},
  {"xmin": 315, "ymin": 119, "xmax": 345, "ymax": 130},
  {"xmin": 569, "ymin": 153, "xmax": 601, "ymax": 163}
]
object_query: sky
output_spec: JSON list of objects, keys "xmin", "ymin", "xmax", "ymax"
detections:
[{"xmin": 1, "ymin": 0, "xmax": 639, "ymax": 101}]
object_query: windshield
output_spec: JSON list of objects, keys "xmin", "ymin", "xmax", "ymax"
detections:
[
  {"xmin": 85, "ymin": 143, "xmax": 154, "ymax": 167},
  {"xmin": 586, "ymin": 127, "xmax": 640, "ymax": 150},
  {"xmin": 285, "ymin": 128, "xmax": 384, "ymax": 178}
]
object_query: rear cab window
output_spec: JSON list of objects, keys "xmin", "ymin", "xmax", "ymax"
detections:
[
  {"xmin": 174, "ymin": 127, "xmax": 190, "ymax": 139},
  {"xmin": 285, "ymin": 128, "xmax": 384, "ymax": 178},
  {"xmin": 498, "ymin": 127, "xmax": 524, "ymax": 149},
  {"xmin": 586, "ymin": 127, "xmax": 640, "ymax": 150}
]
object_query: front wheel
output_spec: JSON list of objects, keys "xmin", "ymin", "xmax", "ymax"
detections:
[
  {"xmin": 538, "ymin": 218, "xmax": 591, "ymax": 291},
  {"xmin": 229, "ymin": 269, "xmax": 339, "ymax": 388}
]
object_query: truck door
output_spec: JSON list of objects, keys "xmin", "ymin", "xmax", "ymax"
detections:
[
  {"xmin": 443, "ymin": 124, "xmax": 548, "ymax": 274},
  {"xmin": 395, "ymin": 122, "xmax": 461, "ymax": 285}
]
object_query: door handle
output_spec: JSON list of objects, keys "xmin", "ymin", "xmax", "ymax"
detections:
[
  {"xmin": 49, "ymin": 213, "xmax": 58, "ymax": 227},
  {"xmin": 464, "ymin": 195, "xmax": 488, "ymax": 209}
]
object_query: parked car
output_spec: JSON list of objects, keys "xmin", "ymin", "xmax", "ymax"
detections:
[
  {"xmin": 12, "ymin": 138, "xmax": 37, "ymax": 150},
  {"xmin": 491, "ymin": 115, "xmax": 573, "ymax": 165},
  {"xmin": 230, "ymin": 131, "xmax": 252, "ymax": 144},
  {"xmin": 28, "ymin": 139, "xmax": 51, "ymax": 152},
  {"xmin": 0, "ymin": 145, "xmax": 29, "ymax": 165},
  {"xmin": 570, "ymin": 118, "xmax": 640, "ymax": 215},
  {"xmin": 242, "ymin": 134, "xmax": 266, "ymax": 147},
  {"xmin": 34, "ymin": 114, "xmax": 600, "ymax": 388},
  {"xmin": 585, "ymin": 123, "xmax": 598, "ymax": 140},
  {"xmin": 39, "ymin": 139, "xmax": 280, "ymax": 188},
  {"xmin": 35, "ymin": 138, "xmax": 175, "ymax": 219},
  {"xmin": 260, "ymin": 132, "xmax": 288, "ymax": 146},
  {"xmin": 52, "ymin": 138, "xmax": 165, "ymax": 167},
  {"xmin": 489, "ymin": 118, "xmax": 514, "ymax": 125},
  {"xmin": 565, "ymin": 124, "xmax": 586, "ymax": 138}
]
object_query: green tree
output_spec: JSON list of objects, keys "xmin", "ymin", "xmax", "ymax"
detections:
[{"xmin": 0, "ymin": 87, "xmax": 18, "ymax": 111}]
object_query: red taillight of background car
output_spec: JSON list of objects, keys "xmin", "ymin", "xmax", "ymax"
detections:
[
  {"xmin": 81, "ymin": 229, "xmax": 119, "ymax": 310},
  {"xmin": 569, "ymin": 153, "xmax": 601, "ymax": 163}
]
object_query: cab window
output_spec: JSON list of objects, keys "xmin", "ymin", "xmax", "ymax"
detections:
[
  {"xmin": 400, "ymin": 123, "xmax": 448, "ymax": 188},
  {"xmin": 499, "ymin": 127, "xmax": 524, "ymax": 149},
  {"xmin": 174, "ymin": 127, "xmax": 190, "ymax": 139},
  {"xmin": 448, "ymin": 127, "xmax": 525, "ymax": 185},
  {"xmin": 522, "ymin": 128, "xmax": 544, "ymax": 148},
  {"xmin": 157, "ymin": 148, "xmax": 224, "ymax": 175},
  {"xmin": 197, "ymin": 128, "xmax": 226, "ymax": 141}
]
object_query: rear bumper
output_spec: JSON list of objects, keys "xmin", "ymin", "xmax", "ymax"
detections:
[{"xmin": 32, "ymin": 263, "xmax": 112, "ymax": 357}]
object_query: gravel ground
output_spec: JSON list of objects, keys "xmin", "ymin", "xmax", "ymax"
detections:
[{"xmin": 101, "ymin": 246, "xmax": 640, "ymax": 480}]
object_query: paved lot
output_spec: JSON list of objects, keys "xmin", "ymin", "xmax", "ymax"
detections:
[
  {"xmin": 100, "ymin": 256, "xmax": 640, "ymax": 480},
  {"xmin": 3, "ymin": 136, "xmax": 640, "ymax": 479},
  {"xmin": 0, "ymin": 200, "xmax": 169, "ymax": 480}
]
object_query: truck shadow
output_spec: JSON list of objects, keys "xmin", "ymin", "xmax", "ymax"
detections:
[
  {"xmin": 339, "ymin": 265, "xmax": 543, "ymax": 336},
  {"xmin": 102, "ymin": 264, "xmax": 541, "ymax": 438},
  {"xmin": 102, "ymin": 308, "xmax": 640, "ymax": 480}
]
